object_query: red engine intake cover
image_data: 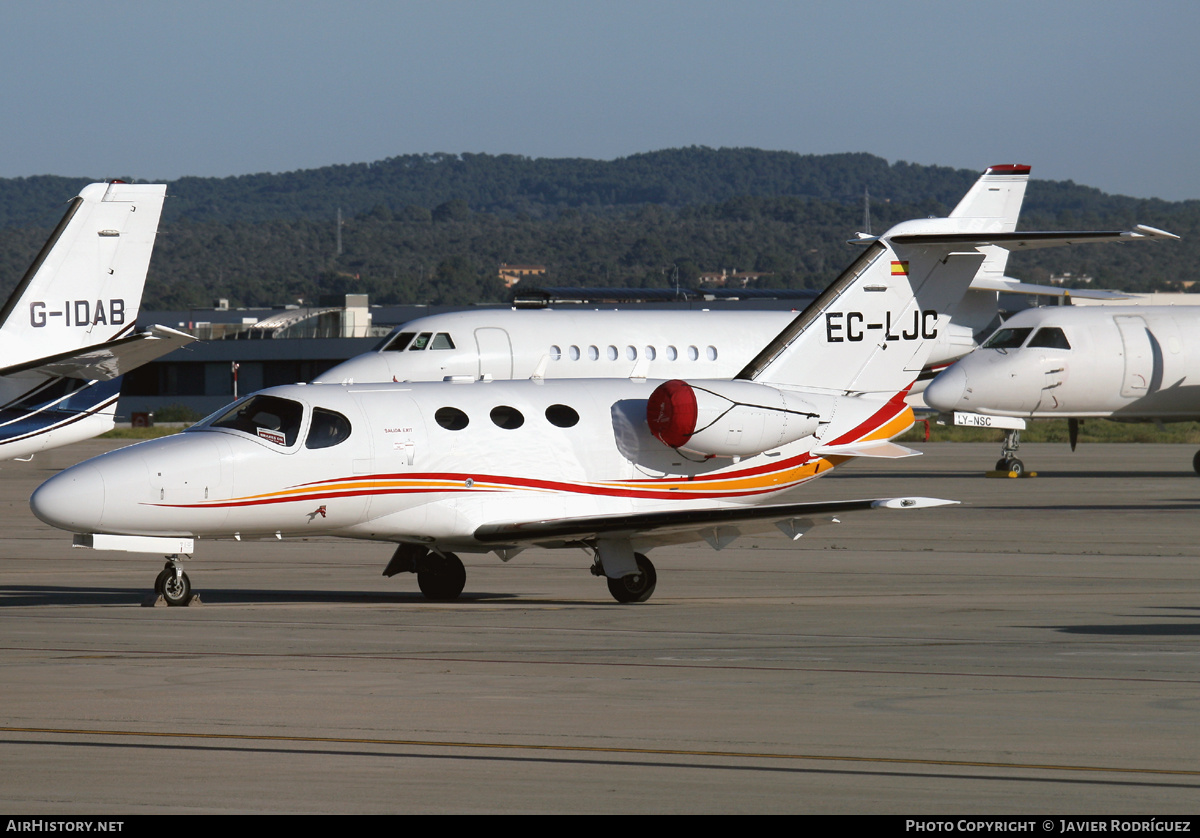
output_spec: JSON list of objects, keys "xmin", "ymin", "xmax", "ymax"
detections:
[{"xmin": 647, "ymin": 379, "xmax": 698, "ymax": 448}]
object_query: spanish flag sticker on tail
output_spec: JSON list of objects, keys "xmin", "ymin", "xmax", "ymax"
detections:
[{"xmin": 891, "ymin": 261, "xmax": 909, "ymax": 276}]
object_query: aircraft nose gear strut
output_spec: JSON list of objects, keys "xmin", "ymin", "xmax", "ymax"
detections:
[{"xmin": 995, "ymin": 428, "xmax": 1024, "ymax": 474}]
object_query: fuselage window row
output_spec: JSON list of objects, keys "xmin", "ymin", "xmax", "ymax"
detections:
[{"xmin": 550, "ymin": 344, "xmax": 716, "ymax": 361}]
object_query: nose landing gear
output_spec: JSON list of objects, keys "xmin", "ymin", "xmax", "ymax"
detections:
[{"xmin": 153, "ymin": 557, "xmax": 193, "ymax": 606}]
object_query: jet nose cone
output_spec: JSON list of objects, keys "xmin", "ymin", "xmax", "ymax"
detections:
[
  {"xmin": 31, "ymin": 464, "xmax": 107, "ymax": 532},
  {"xmin": 924, "ymin": 364, "xmax": 968, "ymax": 412}
]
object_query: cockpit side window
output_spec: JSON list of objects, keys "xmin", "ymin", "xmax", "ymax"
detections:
[
  {"xmin": 430, "ymin": 333, "xmax": 455, "ymax": 350},
  {"xmin": 306, "ymin": 408, "xmax": 352, "ymax": 449},
  {"xmin": 982, "ymin": 327, "xmax": 1033, "ymax": 349},
  {"xmin": 409, "ymin": 332, "xmax": 433, "ymax": 350},
  {"xmin": 383, "ymin": 331, "xmax": 416, "ymax": 352},
  {"xmin": 1027, "ymin": 327, "xmax": 1071, "ymax": 349},
  {"xmin": 210, "ymin": 395, "xmax": 304, "ymax": 447}
]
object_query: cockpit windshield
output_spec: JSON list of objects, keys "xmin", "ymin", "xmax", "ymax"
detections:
[
  {"xmin": 1027, "ymin": 327, "xmax": 1071, "ymax": 349},
  {"xmin": 983, "ymin": 327, "xmax": 1033, "ymax": 350},
  {"xmin": 382, "ymin": 331, "xmax": 416, "ymax": 352},
  {"xmin": 209, "ymin": 395, "xmax": 304, "ymax": 447}
]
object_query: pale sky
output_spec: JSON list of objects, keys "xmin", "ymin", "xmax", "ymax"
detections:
[{"xmin": 2, "ymin": 0, "xmax": 1197, "ymax": 200}]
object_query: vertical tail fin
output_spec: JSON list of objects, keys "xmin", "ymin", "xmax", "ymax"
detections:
[
  {"xmin": 736, "ymin": 238, "xmax": 985, "ymax": 395},
  {"xmin": 736, "ymin": 165, "xmax": 1033, "ymax": 396},
  {"xmin": 951, "ymin": 164, "xmax": 1030, "ymax": 287},
  {"xmin": 0, "ymin": 182, "xmax": 166, "ymax": 369}
]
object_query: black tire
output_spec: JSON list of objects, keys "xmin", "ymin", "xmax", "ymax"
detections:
[
  {"xmin": 417, "ymin": 552, "xmax": 466, "ymax": 601},
  {"xmin": 606, "ymin": 553, "xmax": 657, "ymax": 604},
  {"xmin": 995, "ymin": 458, "xmax": 1010, "ymax": 472},
  {"xmin": 1192, "ymin": 450, "xmax": 1200, "ymax": 475},
  {"xmin": 1008, "ymin": 458, "xmax": 1024, "ymax": 475},
  {"xmin": 154, "ymin": 568, "xmax": 172, "ymax": 594},
  {"xmin": 161, "ymin": 570, "xmax": 192, "ymax": 606}
]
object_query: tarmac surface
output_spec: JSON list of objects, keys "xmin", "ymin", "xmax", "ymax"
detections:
[{"xmin": 2, "ymin": 439, "xmax": 1200, "ymax": 814}]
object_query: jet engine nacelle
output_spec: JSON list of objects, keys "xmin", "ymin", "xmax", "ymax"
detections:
[{"xmin": 646, "ymin": 379, "xmax": 822, "ymax": 458}]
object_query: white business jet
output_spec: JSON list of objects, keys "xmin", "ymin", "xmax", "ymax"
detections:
[
  {"xmin": 30, "ymin": 204, "xmax": 1170, "ymax": 604},
  {"xmin": 318, "ymin": 165, "xmax": 1110, "ymax": 392},
  {"xmin": 0, "ymin": 182, "xmax": 194, "ymax": 460},
  {"xmin": 924, "ymin": 300, "xmax": 1200, "ymax": 474}
]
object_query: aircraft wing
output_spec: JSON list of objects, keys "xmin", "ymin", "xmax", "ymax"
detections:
[
  {"xmin": 0, "ymin": 325, "xmax": 196, "ymax": 381},
  {"xmin": 891, "ymin": 225, "xmax": 1178, "ymax": 250},
  {"xmin": 473, "ymin": 496, "xmax": 957, "ymax": 550}
]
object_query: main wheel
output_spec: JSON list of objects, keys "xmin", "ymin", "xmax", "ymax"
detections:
[
  {"xmin": 160, "ymin": 570, "xmax": 192, "ymax": 606},
  {"xmin": 417, "ymin": 552, "xmax": 466, "ymax": 601},
  {"xmin": 606, "ymin": 553, "xmax": 657, "ymax": 603},
  {"xmin": 1007, "ymin": 458, "xmax": 1024, "ymax": 475}
]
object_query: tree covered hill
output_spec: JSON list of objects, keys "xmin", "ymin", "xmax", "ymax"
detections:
[{"xmin": 0, "ymin": 148, "xmax": 1194, "ymax": 309}]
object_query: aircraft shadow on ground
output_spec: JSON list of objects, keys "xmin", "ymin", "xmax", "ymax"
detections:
[
  {"xmin": 0, "ymin": 585, "xmax": 535, "ymax": 607},
  {"xmin": 1043, "ymin": 608, "xmax": 1200, "ymax": 636},
  {"xmin": 833, "ymin": 470, "xmax": 1195, "ymax": 480}
]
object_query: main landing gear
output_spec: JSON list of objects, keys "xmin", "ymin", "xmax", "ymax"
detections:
[
  {"xmin": 153, "ymin": 557, "xmax": 193, "ymax": 606},
  {"xmin": 384, "ymin": 544, "xmax": 466, "ymax": 601},
  {"xmin": 600, "ymin": 553, "xmax": 657, "ymax": 603},
  {"xmin": 590, "ymin": 542, "xmax": 657, "ymax": 603}
]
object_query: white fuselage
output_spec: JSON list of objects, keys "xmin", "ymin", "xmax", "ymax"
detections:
[
  {"xmin": 30, "ymin": 377, "xmax": 911, "ymax": 550},
  {"xmin": 315, "ymin": 306, "xmax": 986, "ymax": 390},
  {"xmin": 925, "ymin": 305, "xmax": 1200, "ymax": 420}
]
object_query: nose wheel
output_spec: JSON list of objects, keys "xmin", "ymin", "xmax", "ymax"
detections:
[{"xmin": 154, "ymin": 560, "xmax": 193, "ymax": 606}]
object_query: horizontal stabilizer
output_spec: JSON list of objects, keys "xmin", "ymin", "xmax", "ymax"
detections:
[
  {"xmin": 811, "ymin": 441, "xmax": 921, "ymax": 459},
  {"xmin": 892, "ymin": 225, "xmax": 1178, "ymax": 250},
  {"xmin": 474, "ymin": 495, "xmax": 957, "ymax": 547},
  {"xmin": 0, "ymin": 325, "xmax": 195, "ymax": 381},
  {"xmin": 970, "ymin": 276, "xmax": 1130, "ymax": 300}
]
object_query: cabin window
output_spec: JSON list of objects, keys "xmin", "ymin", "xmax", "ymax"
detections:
[
  {"xmin": 1028, "ymin": 327, "xmax": 1071, "ymax": 350},
  {"xmin": 645, "ymin": 346, "xmax": 656, "ymax": 361},
  {"xmin": 434, "ymin": 407, "xmax": 469, "ymax": 430},
  {"xmin": 706, "ymin": 346, "xmax": 718, "ymax": 361},
  {"xmin": 306, "ymin": 408, "xmax": 352, "ymax": 449},
  {"xmin": 569, "ymin": 345, "xmax": 581, "ymax": 361},
  {"xmin": 430, "ymin": 333, "xmax": 455, "ymax": 350},
  {"xmin": 666, "ymin": 345, "xmax": 678, "ymax": 361},
  {"xmin": 550, "ymin": 345, "xmax": 562, "ymax": 360},
  {"xmin": 382, "ymin": 331, "xmax": 416, "ymax": 351},
  {"xmin": 490, "ymin": 405, "xmax": 525, "ymax": 429},
  {"xmin": 409, "ymin": 332, "xmax": 433, "ymax": 351},
  {"xmin": 626, "ymin": 345, "xmax": 637, "ymax": 361},
  {"xmin": 687, "ymin": 345, "xmax": 699, "ymax": 361},
  {"xmin": 606, "ymin": 345, "xmax": 618, "ymax": 361},
  {"xmin": 588, "ymin": 345, "xmax": 599, "ymax": 361},
  {"xmin": 545, "ymin": 404, "xmax": 580, "ymax": 428},
  {"xmin": 210, "ymin": 395, "xmax": 303, "ymax": 447},
  {"xmin": 983, "ymin": 328, "xmax": 1032, "ymax": 349}
]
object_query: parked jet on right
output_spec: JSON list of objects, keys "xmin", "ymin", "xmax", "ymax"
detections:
[{"xmin": 921, "ymin": 298, "xmax": 1200, "ymax": 474}]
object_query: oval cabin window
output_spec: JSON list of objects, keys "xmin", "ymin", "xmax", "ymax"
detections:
[
  {"xmin": 490, "ymin": 405, "xmax": 525, "ymax": 429},
  {"xmin": 435, "ymin": 407, "xmax": 469, "ymax": 430},
  {"xmin": 545, "ymin": 404, "xmax": 580, "ymax": 428}
]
